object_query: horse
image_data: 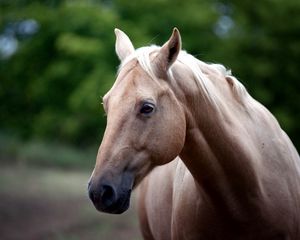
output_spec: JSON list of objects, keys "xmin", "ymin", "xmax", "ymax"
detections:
[{"xmin": 88, "ymin": 28, "xmax": 300, "ymax": 239}]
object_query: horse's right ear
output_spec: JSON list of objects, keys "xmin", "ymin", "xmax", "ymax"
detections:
[{"xmin": 114, "ymin": 28, "xmax": 135, "ymax": 62}]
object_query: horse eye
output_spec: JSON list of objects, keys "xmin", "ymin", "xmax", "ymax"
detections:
[{"xmin": 140, "ymin": 103, "xmax": 155, "ymax": 115}]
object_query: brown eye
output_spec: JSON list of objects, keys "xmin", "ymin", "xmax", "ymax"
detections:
[{"xmin": 140, "ymin": 103, "xmax": 155, "ymax": 115}]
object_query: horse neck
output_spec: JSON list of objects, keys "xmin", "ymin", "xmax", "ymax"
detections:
[{"xmin": 171, "ymin": 62, "xmax": 264, "ymax": 219}]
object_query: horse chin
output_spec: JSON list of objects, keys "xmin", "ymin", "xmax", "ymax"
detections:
[
  {"xmin": 94, "ymin": 189, "xmax": 132, "ymax": 215},
  {"xmin": 111, "ymin": 191, "xmax": 132, "ymax": 214},
  {"xmin": 111, "ymin": 194, "xmax": 131, "ymax": 214}
]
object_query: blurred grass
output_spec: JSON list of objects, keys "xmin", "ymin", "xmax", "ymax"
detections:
[
  {"xmin": 0, "ymin": 165, "xmax": 142, "ymax": 240},
  {"xmin": 0, "ymin": 133, "xmax": 142, "ymax": 239}
]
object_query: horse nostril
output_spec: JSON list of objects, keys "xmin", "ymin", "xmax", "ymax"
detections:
[
  {"xmin": 88, "ymin": 182, "xmax": 118, "ymax": 211},
  {"xmin": 100, "ymin": 184, "xmax": 116, "ymax": 208}
]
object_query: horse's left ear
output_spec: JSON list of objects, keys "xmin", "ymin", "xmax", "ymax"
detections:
[
  {"xmin": 115, "ymin": 28, "xmax": 135, "ymax": 61},
  {"xmin": 154, "ymin": 28, "xmax": 182, "ymax": 74}
]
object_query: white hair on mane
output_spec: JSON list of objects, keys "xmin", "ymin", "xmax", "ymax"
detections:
[{"xmin": 120, "ymin": 45, "xmax": 249, "ymax": 105}]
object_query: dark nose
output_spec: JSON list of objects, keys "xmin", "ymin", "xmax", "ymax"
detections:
[{"xmin": 88, "ymin": 183, "xmax": 117, "ymax": 211}]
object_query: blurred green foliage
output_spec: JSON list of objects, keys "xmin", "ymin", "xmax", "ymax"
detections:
[{"xmin": 0, "ymin": 0, "xmax": 299, "ymax": 152}]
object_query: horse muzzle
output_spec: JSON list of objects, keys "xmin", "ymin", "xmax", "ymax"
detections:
[{"xmin": 88, "ymin": 172, "xmax": 134, "ymax": 214}]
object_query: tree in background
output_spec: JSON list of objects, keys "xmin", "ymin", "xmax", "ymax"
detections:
[
  {"xmin": 0, "ymin": 0, "xmax": 299, "ymax": 149},
  {"xmin": 0, "ymin": 1, "xmax": 118, "ymax": 146}
]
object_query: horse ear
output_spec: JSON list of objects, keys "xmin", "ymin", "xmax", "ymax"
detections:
[
  {"xmin": 154, "ymin": 28, "xmax": 181, "ymax": 74},
  {"xmin": 114, "ymin": 28, "xmax": 135, "ymax": 61}
]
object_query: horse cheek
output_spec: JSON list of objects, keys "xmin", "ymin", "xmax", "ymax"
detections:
[{"xmin": 156, "ymin": 108, "xmax": 186, "ymax": 165}]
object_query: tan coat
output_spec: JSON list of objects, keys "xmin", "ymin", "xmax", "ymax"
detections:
[{"xmin": 88, "ymin": 28, "xmax": 300, "ymax": 240}]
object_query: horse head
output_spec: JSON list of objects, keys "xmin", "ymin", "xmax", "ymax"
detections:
[{"xmin": 88, "ymin": 28, "xmax": 186, "ymax": 214}]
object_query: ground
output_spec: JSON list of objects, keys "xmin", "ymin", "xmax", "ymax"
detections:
[{"xmin": 0, "ymin": 165, "xmax": 142, "ymax": 240}]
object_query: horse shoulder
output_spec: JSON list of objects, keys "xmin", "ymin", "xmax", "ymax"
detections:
[
  {"xmin": 137, "ymin": 159, "xmax": 179, "ymax": 240},
  {"xmin": 170, "ymin": 161, "xmax": 226, "ymax": 240},
  {"xmin": 138, "ymin": 158, "xmax": 225, "ymax": 240}
]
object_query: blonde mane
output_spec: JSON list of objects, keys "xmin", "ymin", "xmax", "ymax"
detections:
[{"xmin": 120, "ymin": 45, "xmax": 249, "ymax": 105}]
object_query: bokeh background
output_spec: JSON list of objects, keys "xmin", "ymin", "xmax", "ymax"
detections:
[{"xmin": 0, "ymin": 0, "xmax": 299, "ymax": 239}]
